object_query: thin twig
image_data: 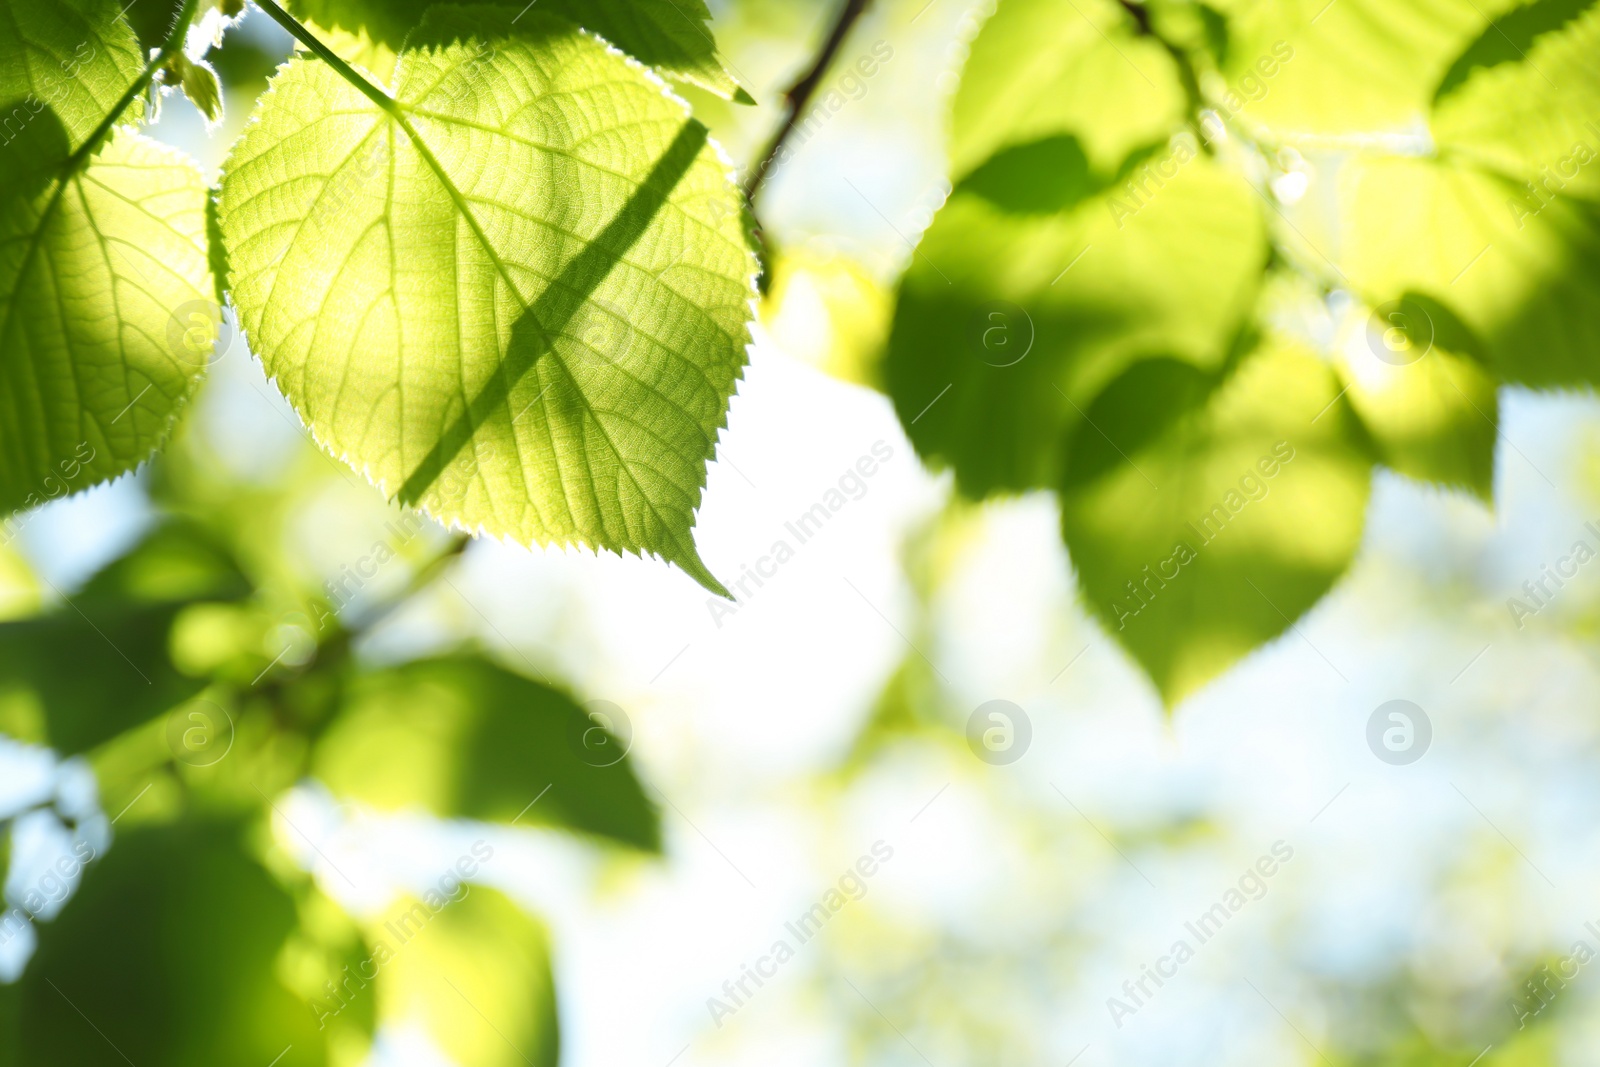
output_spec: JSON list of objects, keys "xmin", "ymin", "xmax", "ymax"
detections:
[
  {"xmin": 346, "ymin": 532, "xmax": 472, "ymax": 636},
  {"xmin": 1114, "ymin": 0, "xmax": 1211, "ymax": 152},
  {"xmin": 743, "ymin": 0, "xmax": 873, "ymax": 203}
]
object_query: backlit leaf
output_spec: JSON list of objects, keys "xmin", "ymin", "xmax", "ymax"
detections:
[
  {"xmin": 285, "ymin": 0, "xmax": 749, "ymax": 99},
  {"xmin": 218, "ymin": 8, "xmax": 755, "ymax": 595},
  {"xmin": 0, "ymin": 0, "xmax": 212, "ymax": 520},
  {"xmin": 1059, "ymin": 342, "xmax": 1374, "ymax": 705}
]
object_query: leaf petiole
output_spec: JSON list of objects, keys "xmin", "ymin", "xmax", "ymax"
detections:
[
  {"xmin": 68, "ymin": 0, "xmax": 203, "ymax": 172},
  {"xmin": 250, "ymin": 0, "xmax": 404, "ymax": 117}
]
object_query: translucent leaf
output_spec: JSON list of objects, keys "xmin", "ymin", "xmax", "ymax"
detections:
[
  {"xmin": 311, "ymin": 655, "xmax": 659, "ymax": 851},
  {"xmin": 361, "ymin": 886, "xmax": 559, "ymax": 1067},
  {"xmin": 1334, "ymin": 4, "xmax": 1600, "ymax": 387},
  {"xmin": 217, "ymin": 9, "xmax": 754, "ymax": 594},
  {"xmin": 0, "ymin": 0, "xmax": 213, "ymax": 519},
  {"xmin": 949, "ymin": 0, "xmax": 1181, "ymax": 180},
  {"xmin": 286, "ymin": 0, "xmax": 749, "ymax": 99},
  {"xmin": 0, "ymin": 0, "xmax": 146, "ymax": 143},
  {"xmin": 1338, "ymin": 295, "xmax": 1498, "ymax": 500},
  {"xmin": 2, "ymin": 821, "xmax": 366, "ymax": 1066},
  {"xmin": 1059, "ymin": 343, "xmax": 1374, "ymax": 706},
  {"xmin": 884, "ymin": 143, "xmax": 1266, "ymax": 496},
  {"xmin": 1216, "ymin": 0, "xmax": 1509, "ymax": 135}
]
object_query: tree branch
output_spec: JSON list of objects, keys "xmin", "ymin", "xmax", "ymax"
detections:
[
  {"xmin": 1116, "ymin": 0, "xmax": 1211, "ymax": 153},
  {"xmin": 742, "ymin": 0, "xmax": 873, "ymax": 204}
]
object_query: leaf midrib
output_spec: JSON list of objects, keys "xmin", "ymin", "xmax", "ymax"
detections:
[{"xmin": 252, "ymin": 3, "xmax": 728, "ymax": 583}]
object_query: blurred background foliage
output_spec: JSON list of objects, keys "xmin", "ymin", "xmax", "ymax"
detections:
[{"xmin": 7, "ymin": 0, "xmax": 1600, "ymax": 1065}]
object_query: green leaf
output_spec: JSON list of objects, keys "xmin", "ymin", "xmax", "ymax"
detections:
[
  {"xmin": 1215, "ymin": 0, "xmax": 1506, "ymax": 135},
  {"xmin": 949, "ymin": 0, "xmax": 1183, "ymax": 181},
  {"xmin": 1338, "ymin": 295, "xmax": 1499, "ymax": 500},
  {"xmin": 884, "ymin": 143, "xmax": 1266, "ymax": 496},
  {"xmin": 311, "ymin": 655, "xmax": 659, "ymax": 850},
  {"xmin": 361, "ymin": 886, "xmax": 559, "ymax": 1067},
  {"xmin": 286, "ymin": 0, "xmax": 749, "ymax": 99},
  {"xmin": 0, "ymin": 519, "xmax": 249, "ymax": 754},
  {"xmin": 218, "ymin": 8, "xmax": 754, "ymax": 595},
  {"xmin": 885, "ymin": 0, "xmax": 1265, "ymax": 498},
  {"xmin": 1059, "ymin": 342, "xmax": 1374, "ymax": 706},
  {"xmin": 1, "ymin": 820, "xmax": 364, "ymax": 1066},
  {"xmin": 1335, "ymin": 2, "xmax": 1600, "ymax": 387},
  {"xmin": 0, "ymin": 0, "xmax": 146, "ymax": 143},
  {"xmin": 0, "ymin": 0, "xmax": 214, "ymax": 520},
  {"xmin": 1433, "ymin": 0, "xmax": 1599, "ymax": 103}
]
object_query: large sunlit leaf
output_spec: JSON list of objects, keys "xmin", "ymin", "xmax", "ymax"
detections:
[
  {"xmin": 0, "ymin": 0, "xmax": 213, "ymax": 520},
  {"xmin": 362, "ymin": 886, "xmax": 559, "ymax": 1067},
  {"xmin": 311, "ymin": 655, "xmax": 659, "ymax": 851},
  {"xmin": 218, "ymin": 8, "xmax": 755, "ymax": 595},
  {"xmin": 0, "ymin": 820, "xmax": 365, "ymax": 1067},
  {"xmin": 286, "ymin": 0, "xmax": 749, "ymax": 99},
  {"xmin": 1059, "ymin": 342, "xmax": 1374, "ymax": 706},
  {"xmin": 0, "ymin": 0, "xmax": 145, "ymax": 139}
]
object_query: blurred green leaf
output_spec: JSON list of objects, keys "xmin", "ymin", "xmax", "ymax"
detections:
[
  {"xmin": 361, "ymin": 885, "xmax": 559, "ymax": 1067},
  {"xmin": 78, "ymin": 517, "xmax": 251, "ymax": 604},
  {"xmin": 1215, "ymin": 0, "xmax": 1497, "ymax": 134},
  {"xmin": 1338, "ymin": 2, "xmax": 1600, "ymax": 387},
  {"xmin": 884, "ymin": 146, "xmax": 1265, "ymax": 496},
  {"xmin": 312, "ymin": 655, "xmax": 659, "ymax": 850},
  {"xmin": 1059, "ymin": 341, "xmax": 1374, "ymax": 705},
  {"xmin": 1340, "ymin": 296, "xmax": 1499, "ymax": 500},
  {"xmin": 1433, "ymin": 0, "xmax": 1599, "ymax": 103},
  {"xmin": 217, "ymin": 7, "xmax": 754, "ymax": 596},
  {"xmin": 948, "ymin": 0, "xmax": 1181, "ymax": 180},
  {"xmin": 0, "ymin": 520, "xmax": 250, "ymax": 754},
  {"xmin": 0, "ymin": 820, "xmax": 364, "ymax": 1067}
]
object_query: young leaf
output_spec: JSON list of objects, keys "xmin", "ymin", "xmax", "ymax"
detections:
[
  {"xmin": 0, "ymin": 0, "xmax": 213, "ymax": 520},
  {"xmin": 285, "ymin": 0, "xmax": 749, "ymax": 99},
  {"xmin": 310, "ymin": 655, "xmax": 660, "ymax": 851},
  {"xmin": 1059, "ymin": 343, "xmax": 1374, "ymax": 707},
  {"xmin": 884, "ymin": 0, "xmax": 1265, "ymax": 498},
  {"xmin": 218, "ymin": 8, "xmax": 755, "ymax": 595}
]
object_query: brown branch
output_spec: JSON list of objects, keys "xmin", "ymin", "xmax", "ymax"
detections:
[{"xmin": 742, "ymin": 0, "xmax": 873, "ymax": 204}]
